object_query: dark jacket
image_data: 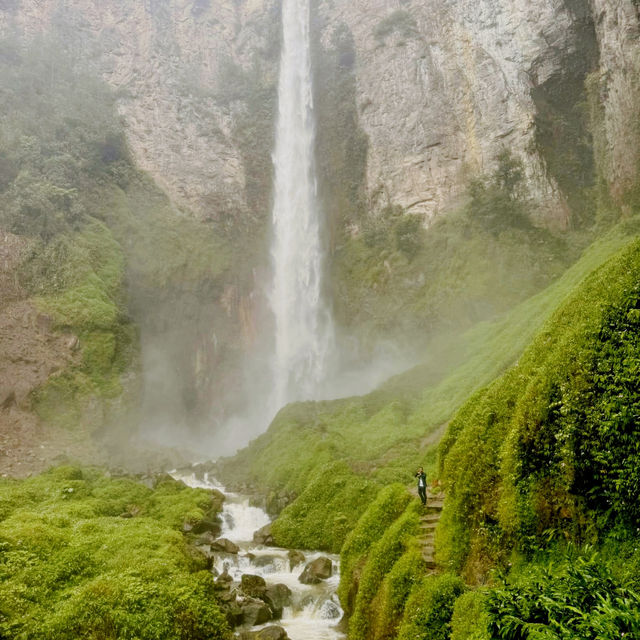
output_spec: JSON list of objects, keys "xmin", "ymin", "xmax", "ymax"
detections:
[{"xmin": 415, "ymin": 471, "xmax": 426, "ymax": 487}]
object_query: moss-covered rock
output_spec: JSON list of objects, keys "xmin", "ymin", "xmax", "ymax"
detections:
[{"xmin": 0, "ymin": 466, "xmax": 230, "ymax": 639}]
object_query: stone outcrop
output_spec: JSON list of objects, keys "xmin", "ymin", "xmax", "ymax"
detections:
[
  {"xmin": 253, "ymin": 523, "xmax": 274, "ymax": 546},
  {"xmin": 237, "ymin": 626, "xmax": 290, "ymax": 640},
  {"xmin": 211, "ymin": 537, "xmax": 240, "ymax": 554},
  {"xmin": 298, "ymin": 556, "xmax": 333, "ymax": 584},
  {"xmin": 590, "ymin": 0, "xmax": 640, "ymax": 209}
]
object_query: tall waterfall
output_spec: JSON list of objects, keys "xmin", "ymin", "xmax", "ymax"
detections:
[{"xmin": 269, "ymin": 0, "xmax": 333, "ymax": 411}]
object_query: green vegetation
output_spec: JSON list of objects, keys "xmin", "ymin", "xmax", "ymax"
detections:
[
  {"xmin": 219, "ymin": 218, "xmax": 640, "ymax": 639},
  {"xmin": 338, "ymin": 483, "xmax": 412, "ymax": 610},
  {"xmin": 219, "ymin": 220, "xmax": 640, "ymax": 551},
  {"xmin": 450, "ymin": 591, "xmax": 490, "ymax": 640},
  {"xmin": 396, "ymin": 573, "xmax": 465, "ymax": 640},
  {"xmin": 438, "ymin": 232, "xmax": 640, "ymax": 579},
  {"xmin": 332, "ymin": 151, "xmax": 571, "ymax": 348},
  {"xmin": 0, "ymin": 34, "xmax": 236, "ymax": 433},
  {"xmin": 0, "ymin": 467, "xmax": 230, "ymax": 639},
  {"xmin": 348, "ymin": 502, "xmax": 420, "ymax": 640},
  {"xmin": 486, "ymin": 548, "xmax": 640, "ymax": 640}
]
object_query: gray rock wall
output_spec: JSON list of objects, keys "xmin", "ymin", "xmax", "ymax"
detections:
[{"xmin": 3, "ymin": 0, "xmax": 640, "ymax": 227}]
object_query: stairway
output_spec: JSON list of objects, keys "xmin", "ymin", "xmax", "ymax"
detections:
[{"xmin": 418, "ymin": 491, "xmax": 444, "ymax": 570}]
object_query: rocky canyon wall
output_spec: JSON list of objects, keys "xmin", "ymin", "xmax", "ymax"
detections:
[
  {"xmin": 3, "ymin": 0, "xmax": 639, "ymax": 231},
  {"xmin": 2, "ymin": 0, "xmax": 640, "ymax": 445}
]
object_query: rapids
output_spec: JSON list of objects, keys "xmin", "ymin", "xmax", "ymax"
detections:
[{"xmin": 179, "ymin": 473, "xmax": 345, "ymax": 640}]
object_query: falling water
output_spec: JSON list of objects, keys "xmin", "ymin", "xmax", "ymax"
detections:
[{"xmin": 269, "ymin": 0, "xmax": 333, "ymax": 412}]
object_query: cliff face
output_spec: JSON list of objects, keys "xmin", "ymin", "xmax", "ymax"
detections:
[
  {"xmin": 2, "ymin": 0, "xmax": 638, "ymax": 228},
  {"xmin": 2, "ymin": 0, "xmax": 640, "ymax": 447},
  {"xmin": 591, "ymin": 0, "xmax": 640, "ymax": 209},
  {"xmin": 0, "ymin": 0, "xmax": 280, "ymax": 223}
]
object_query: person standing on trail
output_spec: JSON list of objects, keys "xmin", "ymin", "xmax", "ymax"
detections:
[{"xmin": 415, "ymin": 467, "xmax": 427, "ymax": 506}]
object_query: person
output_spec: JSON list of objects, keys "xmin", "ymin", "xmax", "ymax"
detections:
[{"xmin": 415, "ymin": 467, "xmax": 427, "ymax": 506}]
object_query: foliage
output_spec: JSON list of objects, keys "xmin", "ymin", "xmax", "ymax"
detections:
[
  {"xmin": 396, "ymin": 573, "xmax": 465, "ymax": 640},
  {"xmin": 338, "ymin": 484, "xmax": 411, "ymax": 611},
  {"xmin": 450, "ymin": 590, "xmax": 491, "ymax": 640},
  {"xmin": 270, "ymin": 461, "xmax": 379, "ymax": 553},
  {"xmin": 219, "ymin": 220, "xmax": 640, "ymax": 557},
  {"xmin": 486, "ymin": 551, "xmax": 640, "ymax": 640},
  {"xmin": 438, "ymin": 230, "xmax": 640, "ymax": 579},
  {"xmin": 332, "ymin": 191, "xmax": 569, "ymax": 349},
  {"xmin": 0, "ymin": 467, "xmax": 229, "ymax": 640},
  {"xmin": 369, "ymin": 546, "xmax": 426, "ymax": 640},
  {"xmin": 348, "ymin": 502, "xmax": 421, "ymax": 640},
  {"xmin": 468, "ymin": 150, "xmax": 533, "ymax": 234}
]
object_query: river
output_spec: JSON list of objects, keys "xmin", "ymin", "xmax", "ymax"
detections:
[{"xmin": 178, "ymin": 472, "xmax": 345, "ymax": 640}]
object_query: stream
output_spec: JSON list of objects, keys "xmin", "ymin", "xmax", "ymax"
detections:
[{"xmin": 178, "ymin": 472, "xmax": 345, "ymax": 640}]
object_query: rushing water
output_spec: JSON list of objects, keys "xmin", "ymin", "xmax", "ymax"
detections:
[
  {"xmin": 179, "ymin": 473, "xmax": 345, "ymax": 640},
  {"xmin": 269, "ymin": 0, "xmax": 334, "ymax": 412}
]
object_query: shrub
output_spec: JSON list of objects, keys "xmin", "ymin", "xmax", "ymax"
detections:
[
  {"xmin": 0, "ymin": 468, "xmax": 229, "ymax": 639},
  {"xmin": 339, "ymin": 483, "xmax": 412, "ymax": 613},
  {"xmin": 369, "ymin": 545, "xmax": 426, "ymax": 640},
  {"xmin": 486, "ymin": 552, "xmax": 640, "ymax": 640},
  {"xmin": 396, "ymin": 573, "xmax": 466, "ymax": 640},
  {"xmin": 450, "ymin": 590, "xmax": 490, "ymax": 640},
  {"xmin": 348, "ymin": 502, "xmax": 421, "ymax": 640}
]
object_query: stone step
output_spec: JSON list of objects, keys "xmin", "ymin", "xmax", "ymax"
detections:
[{"xmin": 421, "ymin": 513, "xmax": 441, "ymax": 522}]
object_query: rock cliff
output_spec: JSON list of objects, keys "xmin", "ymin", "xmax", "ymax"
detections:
[{"xmin": 2, "ymin": 0, "xmax": 639, "ymax": 227}]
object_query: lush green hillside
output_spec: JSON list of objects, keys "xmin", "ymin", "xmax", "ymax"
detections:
[
  {"xmin": 218, "ymin": 219, "xmax": 640, "ymax": 551},
  {"xmin": 437, "ymin": 232, "xmax": 640, "ymax": 581},
  {"xmin": 218, "ymin": 220, "xmax": 640, "ymax": 638},
  {"xmin": 0, "ymin": 467, "xmax": 229, "ymax": 639}
]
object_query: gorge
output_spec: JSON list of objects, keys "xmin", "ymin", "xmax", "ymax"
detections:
[{"xmin": 1, "ymin": 0, "xmax": 640, "ymax": 639}]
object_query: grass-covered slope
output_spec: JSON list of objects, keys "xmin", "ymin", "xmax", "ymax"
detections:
[
  {"xmin": 328, "ymin": 222, "xmax": 640, "ymax": 640},
  {"xmin": 437, "ymin": 229, "xmax": 640, "ymax": 582},
  {"xmin": 218, "ymin": 219, "xmax": 640, "ymax": 553},
  {"xmin": 0, "ymin": 466, "xmax": 229, "ymax": 639}
]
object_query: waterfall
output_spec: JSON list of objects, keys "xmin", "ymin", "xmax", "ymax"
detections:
[{"xmin": 269, "ymin": 0, "xmax": 333, "ymax": 412}]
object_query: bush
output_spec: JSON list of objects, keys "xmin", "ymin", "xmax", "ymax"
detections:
[
  {"xmin": 0, "ymin": 467, "xmax": 229, "ymax": 640},
  {"xmin": 486, "ymin": 552, "xmax": 640, "ymax": 640},
  {"xmin": 450, "ymin": 590, "xmax": 490, "ymax": 640},
  {"xmin": 339, "ymin": 483, "xmax": 412, "ymax": 613},
  {"xmin": 369, "ymin": 546, "xmax": 426, "ymax": 640},
  {"xmin": 348, "ymin": 502, "xmax": 421, "ymax": 640},
  {"xmin": 396, "ymin": 573, "xmax": 466, "ymax": 640},
  {"xmin": 438, "ymin": 236, "xmax": 640, "ymax": 577}
]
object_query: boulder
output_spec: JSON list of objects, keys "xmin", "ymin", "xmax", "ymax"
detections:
[
  {"xmin": 191, "ymin": 518, "xmax": 222, "ymax": 536},
  {"xmin": 195, "ymin": 531, "xmax": 218, "ymax": 546},
  {"xmin": 237, "ymin": 626, "xmax": 289, "ymax": 640},
  {"xmin": 211, "ymin": 537, "xmax": 240, "ymax": 554},
  {"xmin": 298, "ymin": 557, "xmax": 332, "ymax": 585},
  {"xmin": 226, "ymin": 604, "xmax": 244, "ymax": 627},
  {"xmin": 240, "ymin": 574, "xmax": 266, "ymax": 598},
  {"xmin": 253, "ymin": 554, "xmax": 279, "ymax": 568},
  {"xmin": 215, "ymin": 567, "xmax": 233, "ymax": 589},
  {"xmin": 262, "ymin": 583, "xmax": 292, "ymax": 619},
  {"xmin": 287, "ymin": 550, "xmax": 305, "ymax": 571},
  {"xmin": 237, "ymin": 596, "xmax": 272, "ymax": 626},
  {"xmin": 253, "ymin": 523, "xmax": 274, "ymax": 545}
]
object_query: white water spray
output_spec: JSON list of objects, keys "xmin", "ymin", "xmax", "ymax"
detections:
[{"xmin": 269, "ymin": 0, "xmax": 333, "ymax": 412}]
